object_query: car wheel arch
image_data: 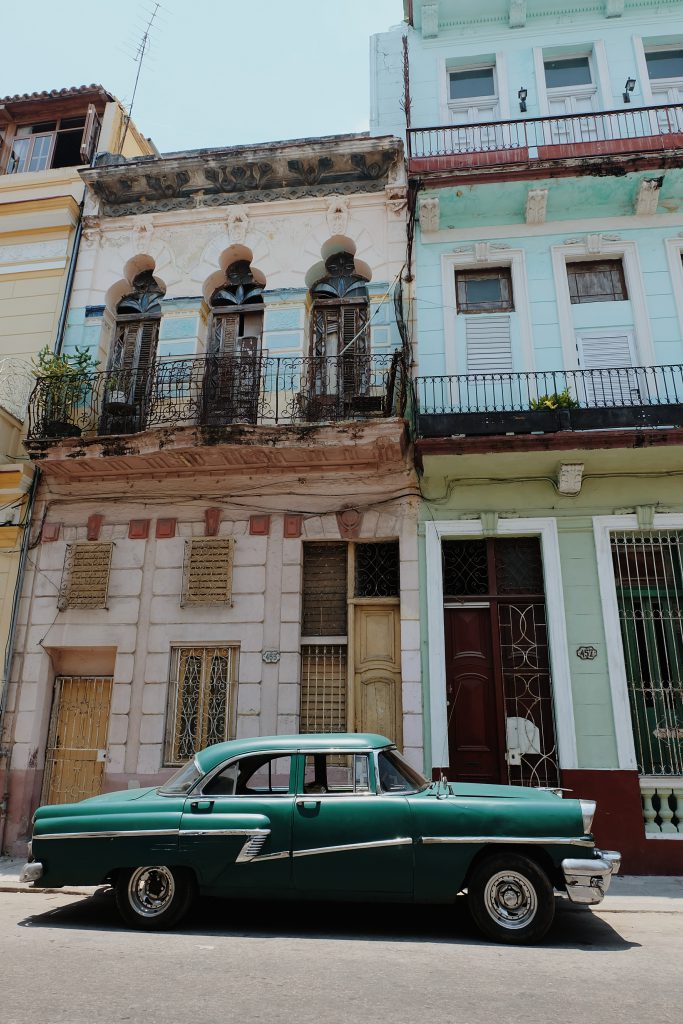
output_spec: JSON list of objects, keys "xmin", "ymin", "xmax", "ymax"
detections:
[{"xmin": 463, "ymin": 844, "xmax": 559, "ymax": 890}]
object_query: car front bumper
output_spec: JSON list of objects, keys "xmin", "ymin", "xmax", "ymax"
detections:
[{"xmin": 561, "ymin": 849, "xmax": 621, "ymax": 905}]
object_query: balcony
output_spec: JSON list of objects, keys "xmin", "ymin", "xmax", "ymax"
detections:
[
  {"xmin": 407, "ymin": 105, "xmax": 683, "ymax": 182},
  {"xmin": 27, "ymin": 351, "xmax": 406, "ymax": 443},
  {"xmin": 415, "ymin": 364, "xmax": 683, "ymax": 438}
]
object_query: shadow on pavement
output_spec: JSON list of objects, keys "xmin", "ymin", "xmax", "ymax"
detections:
[{"xmin": 18, "ymin": 889, "xmax": 639, "ymax": 951}]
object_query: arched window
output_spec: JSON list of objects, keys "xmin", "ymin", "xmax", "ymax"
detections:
[
  {"xmin": 308, "ymin": 252, "xmax": 371, "ymax": 414},
  {"xmin": 104, "ymin": 270, "xmax": 164, "ymax": 432},
  {"xmin": 110, "ymin": 270, "xmax": 164, "ymax": 385},
  {"xmin": 205, "ymin": 260, "xmax": 265, "ymax": 425},
  {"xmin": 310, "ymin": 252, "xmax": 369, "ymax": 361}
]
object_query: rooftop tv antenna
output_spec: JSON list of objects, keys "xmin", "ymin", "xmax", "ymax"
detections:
[{"xmin": 119, "ymin": 2, "xmax": 162, "ymax": 154}]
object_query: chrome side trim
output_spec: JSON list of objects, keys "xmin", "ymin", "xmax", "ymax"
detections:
[
  {"xmin": 250, "ymin": 850, "xmax": 290, "ymax": 863},
  {"xmin": 236, "ymin": 831, "xmax": 271, "ymax": 863},
  {"xmin": 35, "ymin": 829, "xmax": 179, "ymax": 841},
  {"xmin": 421, "ymin": 835, "xmax": 595, "ymax": 847},
  {"xmin": 179, "ymin": 828, "xmax": 269, "ymax": 839},
  {"xmin": 292, "ymin": 837, "xmax": 412, "ymax": 859}
]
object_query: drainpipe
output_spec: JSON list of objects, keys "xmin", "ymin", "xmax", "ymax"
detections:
[
  {"xmin": 54, "ymin": 197, "xmax": 85, "ymax": 355},
  {"xmin": 0, "ymin": 467, "xmax": 40, "ymax": 853}
]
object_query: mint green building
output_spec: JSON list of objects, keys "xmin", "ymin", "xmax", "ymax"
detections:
[{"xmin": 372, "ymin": 1, "xmax": 683, "ymax": 871}]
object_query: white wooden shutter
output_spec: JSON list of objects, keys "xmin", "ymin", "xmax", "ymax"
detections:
[
  {"xmin": 464, "ymin": 315, "xmax": 513, "ymax": 373},
  {"xmin": 80, "ymin": 104, "xmax": 100, "ymax": 164},
  {"xmin": 576, "ymin": 331, "xmax": 639, "ymax": 406}
]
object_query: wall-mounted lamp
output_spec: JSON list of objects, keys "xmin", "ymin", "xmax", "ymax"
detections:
[
  {"xmin": 623, "ymin": 77, "xmax": 636, "ymax": 102},
  {"xmin": 518, "ymin": 87, "xmax": 528, "ymax": 112}
]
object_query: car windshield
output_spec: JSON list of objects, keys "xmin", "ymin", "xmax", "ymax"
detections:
[
  {"xmin": 158, "ymin": 759, "xmax": 203, "ymax": 795},
  {"xmin": 377, "ymin": 749, "xmax": 430, "ymax": 793}
]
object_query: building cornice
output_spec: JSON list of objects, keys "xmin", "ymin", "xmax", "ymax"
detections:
[{"xmin": 81, "ymin": 135, "xmax": 404, "ymax": 218}]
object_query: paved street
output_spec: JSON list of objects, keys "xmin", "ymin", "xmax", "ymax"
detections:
[{"xmin": 1, "ymin": 888, "xmax": 681, "ymax": 1024}]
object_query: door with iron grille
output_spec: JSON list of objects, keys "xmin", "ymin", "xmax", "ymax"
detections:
[
  {"xmin": 42, "ymin": 676, "xmax": 113, "ymax": 805},
  {"xmin": 611, "ymin": 531, "xmax": 683, "ymax": 777},
  {"xmin": 442, "ymin": 538, "xmax": 559, "ymax": 787}
]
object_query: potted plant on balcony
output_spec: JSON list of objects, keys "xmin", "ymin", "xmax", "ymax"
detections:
[
  {"xmin": 105, "ymin": 371, "xmax": 131, "ymax": 410},
  {"xmin": 31, "ymin": 345, "xmax": 97, "ymax": 438},
  {"xmin": 529, "ymin": 388, "xmax": 579, "ymax": 411}
]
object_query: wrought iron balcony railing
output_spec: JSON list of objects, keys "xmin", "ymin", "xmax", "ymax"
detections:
[
  {"xmin": 27, "ymin": 351, "xmax": 406, "ymax": 442},
  {"xmin": 407, "ymin": 104, "xmax": 683, "ymax": 173},
  {"xmin": 416, "ymin": 364, "xmax": 683, "ymax": 437}
]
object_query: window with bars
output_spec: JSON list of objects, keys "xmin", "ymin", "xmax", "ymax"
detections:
[
  {"xmin": 567, "ymin": 260, "xmax": 628, "ymax": 304},
  {"xmin": 611, "ymin": 531, "xmax": 683, "ymax": 777},
  {"xmin": 165, "ymin": 646, "xmax": 238, "ymax": 764},
  {"xmin": 58, "ymin": 542, "xmax": 113, "ymax": 610},
  {"xmin": 182, "ymin": 538, "xmax": 234, "ymax": 606},
  {"xmin": 355, "ymin": 542, "xmax": 400, "ymax": 598}
]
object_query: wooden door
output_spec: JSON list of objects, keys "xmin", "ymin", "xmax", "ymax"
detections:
[
  {"xmin": 444, "ymin": 604, "xmax": 504, "ymax": 784},
  {"xmin": 42, "ymin": 676, "xmax": 113, "ymax": 806},
  {"xmin": 354, "ymin": 604, "xmax": 402, "ymax": 747}
]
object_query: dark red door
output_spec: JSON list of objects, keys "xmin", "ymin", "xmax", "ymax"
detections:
[{"xmin": 444, "ymin": 604, "xmax": 504, "ymax": 784}]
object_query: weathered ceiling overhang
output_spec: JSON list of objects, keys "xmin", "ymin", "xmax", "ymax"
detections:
[
  {"xmin": 81, "ymin": 134, "xmax": 404, "ymax": 217},
  {"xmin": 407, "ymin": 0, "xmax": 679, "ymax": 34}
]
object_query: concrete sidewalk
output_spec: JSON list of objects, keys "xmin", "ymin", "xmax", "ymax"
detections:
[{"xmin": 1, "ymin": 855, "xmax": 682, "ymax": 909}]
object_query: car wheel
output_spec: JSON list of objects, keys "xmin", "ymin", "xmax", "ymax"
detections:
[
  {"xmin": 467, "ymin": 854, "xmax": 555, "ymax": 945},
  {"xmin": 114, "ymin": 865, "xmax": 195, "ymax": 930}
]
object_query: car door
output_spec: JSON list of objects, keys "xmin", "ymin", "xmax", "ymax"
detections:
[
  {"xmin": 291, "ymin": 750, "xmax": 414, "ymax": 897},
  {"xmin": 179, "ymin": 752, "xmax": 294, "ymax": 894}
]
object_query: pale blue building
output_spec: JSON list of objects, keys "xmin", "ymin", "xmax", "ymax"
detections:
[{"xmin": 372, "ymin": 1, "xmax": 683, "ymax": 871}]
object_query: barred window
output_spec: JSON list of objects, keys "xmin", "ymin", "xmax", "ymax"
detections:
[
  {"xmin": 58, "ymin": 542, "xmax": 113, "ymax": 610},
  {"xmin": 182, "ymin": 538, "xmax": 234, "ymax": 606},
  {"xmin": 165, "ymin": 646, "xmax": 238, "ymax": 765},
  {"xmin": 355, "ymin": 542, "xmax": 400, "ymax": 598},
  {"xmin": 300, "ymin": 643, "xmax": 348, "ymax": 734}
]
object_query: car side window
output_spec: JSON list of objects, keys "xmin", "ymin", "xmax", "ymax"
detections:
[
  {"xmin": 203, "ymin": 755, "xmax": 292, "ymax": 796},
  {"xmin": 302, "ymin": 753, "xmax": 370, "ymax": 795}
]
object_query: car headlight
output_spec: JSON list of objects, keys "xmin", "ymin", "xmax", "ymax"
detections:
[{"xmin": 579, "ymin": 799, "xmax": 596, "ymax": 834}]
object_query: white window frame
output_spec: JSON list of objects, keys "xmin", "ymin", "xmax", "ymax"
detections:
[
  {"xmin": 534, "ymin": 42, "xmax": 611, "ymax": 116},
  {"xmin": 551, "ymin": 238, "xmax": 654, "ymax": 370},
  {"xmin": 641, "ymin": 42, "xmax": 683, "ymax": 103},
  {"xmin": 441, "ymin": 247, "xmax": 534, "ymax": 376},
  {"xmin": 425, "ymin": 518, "xmax": 577, "ymax": 774},
  {"xmin": 440, "ymin": 52, "xmax": 510, "ymax": 125},
  {"xmin": 664, "ymin": 236, "xmax": 683, "ymax": 344},
  {"xmin": 593, "ymin": 514, "xmax": 683, "ymax": 772}
]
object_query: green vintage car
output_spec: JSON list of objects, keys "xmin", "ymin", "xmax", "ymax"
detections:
[{"xmin": 21, "ymin": 733, "xmax": 620, "ymax": 943}]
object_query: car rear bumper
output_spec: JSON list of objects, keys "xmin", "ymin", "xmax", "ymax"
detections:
[
  {"xmin": 561, "ymin": 849, "xmax": 621, "ymax": 905},
  {"xmin": 19, "ymin": 861, "xmax": 44, "ymax": 884}
]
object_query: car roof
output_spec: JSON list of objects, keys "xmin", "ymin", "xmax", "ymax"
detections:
[{"xmin": 195, "ymin": 733, "xmax": 393, "ymax": 773}]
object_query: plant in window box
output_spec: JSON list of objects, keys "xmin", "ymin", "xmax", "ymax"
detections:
[
  {"xmin": 32, "ymin": 345, "xmax": 97, "ymax": 438},
  {"xmin": 529, "ymin": 388, "xmax": 579, "ymax": 411}
]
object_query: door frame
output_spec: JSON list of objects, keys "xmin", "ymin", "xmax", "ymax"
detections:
[
  {"xmin": 425, "ymin": 518, "xmax": 577, "ymax": 775},
  {"xmin": 593, "ymin": 513, "xmax": 683, "ymax": 771}
]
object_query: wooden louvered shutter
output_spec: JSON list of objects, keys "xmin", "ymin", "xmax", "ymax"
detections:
[
  {"xmin": 80, "ymin": 104, "xmax": 100, "ymax": 164},
  {"xmin": 465, "ymin": 315, "xmax": 513, "ymax": 372},
  {"xmin": 301, "ymin": 542, "xmax": 348, "ymax": 637},
  {"xmin": 576, "ymin": 331, "xmax": 638, "ymax": 406},
  {"xmin": 213, "ymin": 313, "xmax": 239, "ymax": 356}
]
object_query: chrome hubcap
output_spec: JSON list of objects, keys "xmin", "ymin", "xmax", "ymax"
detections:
[
  {"xmin": 483, "ymin": 870, "xmax": 538, "ymax": 930},
  {"xmin": 128, "ymin": 866, "xmax": 175, "ymax": 918}
]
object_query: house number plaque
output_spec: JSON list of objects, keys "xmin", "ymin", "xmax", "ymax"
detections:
[
  {"xmin": 576, "ymin": 646, "xmax": 598, "ymax": 661},
  {"xmin": 262, "ymin": 650, "xmax": 281, "ymax": 663}
]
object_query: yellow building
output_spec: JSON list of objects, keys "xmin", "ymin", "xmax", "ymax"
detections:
[{"xmin": 0, "ymin": 86, "xmax": 152, "ymax": 847}]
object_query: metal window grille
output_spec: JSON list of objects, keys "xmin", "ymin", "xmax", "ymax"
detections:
[
  {"xmin": 300, "ymin": 644, "xmax": 348, "ymax": 733},
  {"xmin": 58, "ymin": 542, "xmax": 113, "ymax": 610},
  {"xmin": 166, "ymin": 646, "xmax": 238, "ymax": 764},
  {"xmin": 355, "ymin": 542, "xmax": 400, "ymax": 598},
  {"xmin": 181, "ymin": 538, "xmax": 234, "ymax": 606},
  {"xmin": 612, "ymin": 531, "xmax": 683, "ymax": 776}
]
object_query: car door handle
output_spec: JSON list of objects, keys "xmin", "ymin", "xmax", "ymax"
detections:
[
  {"xmin": 190, "ymin": 800, "xmax": 214, "ymax": 813},
  {"xmin": 296, "ymin": 799, "xmax": 320, "ymax": 809}
]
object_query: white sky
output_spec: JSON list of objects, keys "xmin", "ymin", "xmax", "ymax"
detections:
[{"xmin": 2, "ymin": 0, "xmax": 404, "ymax": 153}]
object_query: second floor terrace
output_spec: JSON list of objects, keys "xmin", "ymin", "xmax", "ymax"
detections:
[
  {"xmin": 25, "ymin": 351, "xmax": 409, "ymax": 486},
  {"xmin": 415, "ymin": 363, "xmax": 683, "ymax": 449},
  {"xmin": 407, "ymin": 104, "xmax": 683, "ymax": 183}
]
